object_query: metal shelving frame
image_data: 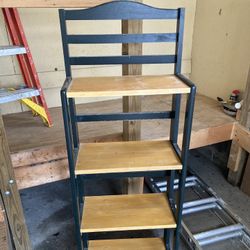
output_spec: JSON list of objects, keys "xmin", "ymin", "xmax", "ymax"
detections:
[{"xmin": 59, "ymin": 1, "xmax": 196, "ymax": 249}]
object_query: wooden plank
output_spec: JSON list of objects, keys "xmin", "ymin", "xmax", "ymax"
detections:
[
  {"xmin": 75, "ymin": 140, "xmax": 182, "ymax": 175},
  {"xmin": 234, "ymin": 124, "xmax": 250, "ymax": 153},
  {"xmin": 228, "ymin": 68, "xmax": 250, "ymax": 185},
  {"xmin": 0, "ymin": 203, "xmax": 8, "ymax": 250},
  {"xmin": 241, "ymin": 156, "xmax": 250, "ymax": 196},
  {"xmin": 89, "ymin": 238, "xmax": 165, "ymax": 250},
  {"xmin": 0, "ymin": 0, "xmax": 112, "ymax": 8},
  {"xmin": 67, "ymin": 75, "xmax": 190, "ymax": 98},
  {"xmin": 188, "ymin": 123, "xmax": 235, "ymax": 149},
  {"xmin": 0, "ymin": 115, "xmax": 31, "ymax": 249},
  {"xmin": 81, "ymin": 193, "xmax": 176, "ymax": 233}
]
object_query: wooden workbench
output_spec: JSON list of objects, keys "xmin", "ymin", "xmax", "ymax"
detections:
[{"xmin": 3, "ymin": 94, "xmax": 235, "ymax": 189}]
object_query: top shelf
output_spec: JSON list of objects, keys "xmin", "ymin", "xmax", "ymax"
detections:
[{"xmin": 66, "ymin": 75, "xmax": 190, "ymax": 98}]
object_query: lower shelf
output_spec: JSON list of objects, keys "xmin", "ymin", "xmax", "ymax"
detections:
[
  {"xmin": 88, "ymin": 237, "xmax": 165, "ymax": 250},
  {"xmin": 81, "ymin": 193, "xmax": 176, "ymax": 233}
]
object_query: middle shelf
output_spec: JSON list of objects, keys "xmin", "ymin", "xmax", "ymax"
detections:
[
  {"xmin": 75, "ymin": 140, "xmax": 182, "ymax": 175},
  {"xmin": 81, "ymin": 193, "xmax": 176, "ymax": 233}
]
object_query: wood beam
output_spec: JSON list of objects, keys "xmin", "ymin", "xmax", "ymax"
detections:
[
  {"xmin": 0, "ymin": 202, "xmax": 8, "ymax": 250},
  {"xmin": 0, "ymin": 0, "xmax": 112, "ymax": 8},
  {"xmin": 122, "ymin": 0, "xmax": 143, "ymax": 194},
  {"xmin": 0, "ymin": 115, "xmax": 31, "ymax": 250},
  {"xmin": 228, "ymin": 68, "xmax": 250, "ymax": 185},
  {"xmin": 241, "ymin": 155, "xmax": 250, "ymax": 196}
]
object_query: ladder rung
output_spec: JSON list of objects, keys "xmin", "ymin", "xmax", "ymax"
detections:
[
  {"xmin": 0, "ymin": 46, "xmax": 26, "ymax": 57},
  {"xmin": 0, "ymin": 88, "xmax": 39, "ymax": 104}
]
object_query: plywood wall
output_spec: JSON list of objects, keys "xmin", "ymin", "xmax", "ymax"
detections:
[
  {"xmin": 191, "ymin": 0, "xmax": 250, "ymax": 100},
  {"xmin": 0, "ymin": 0, "xmax": 196, "ymax": 114}
]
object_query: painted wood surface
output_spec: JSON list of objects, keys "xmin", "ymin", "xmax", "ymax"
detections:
[
  {"xmin": 81, "ymin": 193, "xmax": 176, "ymax": 233},
  {"xmin": 0, "ymin": 115, "xmax": 31, "ymax": 250}
]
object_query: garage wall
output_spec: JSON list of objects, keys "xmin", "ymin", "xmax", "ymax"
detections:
[
  {"xmin": 0, "ymin": 0, "xmax": 196, "ymax": 114},
  {"xmin": 191, "ymin": 0, "xmax": 250, "ymax": 100}
]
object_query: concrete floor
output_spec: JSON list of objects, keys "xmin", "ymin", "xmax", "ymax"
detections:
[{"xmin": 20, "ymin": 143, "xmax": 250, "ymax": 250}]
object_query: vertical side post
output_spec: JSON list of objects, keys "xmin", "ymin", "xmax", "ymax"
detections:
[
  {"xmin": 122, "ymin": 0, "xmax": 143, "ymax": 194},
  {"xmin": 0, "ymin": 114, "xmax": 31, "ymax": 250},
  {"xmin": 174, "ymin": 85, "xmax": 196, "ymax": 250},
  {"xmin": 61, "ymin": 88, "xmax": 83, "ymax": 250},
  {"xmin": 166, "ymin": 8, "xmax": 185, "ymax": 249}
]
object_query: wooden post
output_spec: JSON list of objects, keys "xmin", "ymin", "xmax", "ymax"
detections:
[
  {"xmin": 0, "ymin": 202, "xmax": 8, "ymax": 250},
  {"xmin": 227, "ymin": 68, "xmax": 250, "ymax": 185},
  {"xmin": 0, "ymin": 115, "xmax": 31, "ymax": 250},
  {"xmin": 122, "ymin": 0, "xmax": 143, "ymax": 194}
]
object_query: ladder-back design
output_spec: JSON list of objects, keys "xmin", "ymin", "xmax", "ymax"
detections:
[
  {"xmin": 59, "ymin": 0, "xmax": 184, "ymax": 76},
  {"xmin": 59, "ymin": 1, "xmax": 196, "ymax": 250}
]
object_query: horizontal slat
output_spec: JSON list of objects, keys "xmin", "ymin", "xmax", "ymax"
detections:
[
  {"xmin": 69, "ymin": 55, "xmax": 176, "ymax": 65},
  {"xmin": 88, "ymin": 238, "xmax": 165, "ymax": 250},
  {"xmin": 67, "ymin": 33, "xmax": 177, "ymax": 44},
  {"xmin": 81, "ymin": 193, "xmax": 176, "ymax": 233},
  {"xmin": 64, "ymin": 2, "xmax": 178, "ymax": 20},
  {"xmin": 75, "ymin": 140, "xmax": 182, "ymax": 175},
  {"xmin": 76, "ymin": 111, "xmax": 174, "ymax": 122},
  {"xmin": 67, "ymin": 75, "xmax": 190, "ymax": 98}
]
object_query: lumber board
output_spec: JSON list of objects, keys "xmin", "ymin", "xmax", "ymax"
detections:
[
  {"xmin": 228, "ymin": 67, "xmax": 250, "ymax": 184},
  {"xmin": 122, "ymin": 14, "xmax": 143, "ymax": 194},
  {"xmin": 75, "ymin": 140, "xmax": 182, "ymax": 175},
  {"xmin": 0, "ymin": 115, "xmax": 31, "ymax": 249},
  {"xmin": 81, "ymin": 193, "xmax": 176, "ymax": 233},
  {"xmin": 0, "ymin": 203, "xmax": 8, "ymax": 250},
  {"xmin": 234, "ymin": 124, "xmax": 250, "ymax": 153},
  {"xmin": 89, "ymin": 238, "xmax": 165, "ymax": 250},
  {"xmin": 241, "ymin": 156, "xmax": 250, "ymax": 196},
  {"xmin": 0, "ymin": 0, "xmax": 112, "ymax": 8}
]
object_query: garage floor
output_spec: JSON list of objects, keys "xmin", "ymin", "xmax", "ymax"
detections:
[{"xmin": 20, "ymin": 144, "xmax": 250, "ymax": 250}]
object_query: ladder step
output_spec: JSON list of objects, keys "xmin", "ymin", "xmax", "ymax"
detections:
[
  {"xmin": 0, "ymin": 45, "xmax": 26, "ymax": 57},
  {"xmin": 81, "ymin": 193, "xmax": 176, "ymax": 233},
  {"xmin": 88, "ymin": 237, "xmax": 165, "ymax": 250},
  {"xmin": 0, "ymin": 88, "xmax": 40, "ymax": 104},
  {"xmin": 75, "ymin": 140, "xmax": 182, "ymax": 175},
  {"xmin": 67, "ymin": 75, "xmax": 190, "ymax": 98}
]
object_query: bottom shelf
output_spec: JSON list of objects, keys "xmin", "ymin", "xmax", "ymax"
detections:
[{"xmin": 88, "ymin": 237, "xmax": 165, "ymax": 250}]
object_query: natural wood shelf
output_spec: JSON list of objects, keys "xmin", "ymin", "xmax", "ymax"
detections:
[
  {"xmin": 88, "ymin": 237, "xmax": 165, "ymax": 250},
  {"xmin": 75, "ymin": 140, "xmax": 182, "ymax": 175},
  {"xmin": 81, "ymin": 193, "xmax": 176, "ymax": 233},
  {"xmin": 67, "ymin": 75, "xmax": 190, "ymax": 98}
]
